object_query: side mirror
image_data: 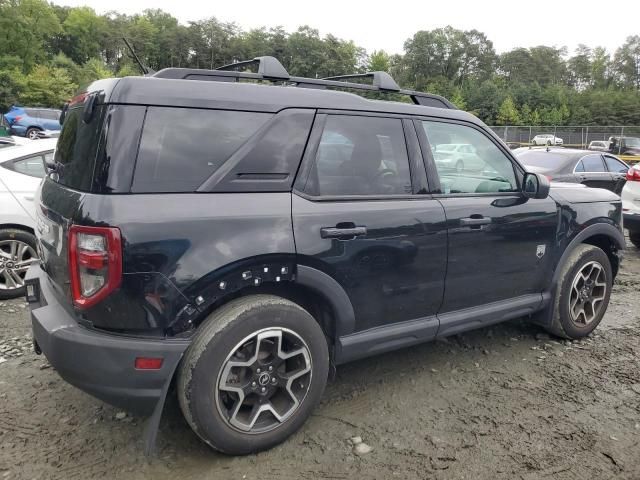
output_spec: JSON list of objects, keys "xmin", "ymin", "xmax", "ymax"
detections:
[{"xmin": 522, "ymin": 172, "xmax": 550, "ymax": 199}]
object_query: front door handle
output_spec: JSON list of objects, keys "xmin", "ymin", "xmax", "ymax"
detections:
[
  {"xmin": 320, "ymin": 226, "xmax": 367, "ymax": 240},
  {"xmin": 460, "ymin": 216, "xmax": 492, "ymax": 228}
]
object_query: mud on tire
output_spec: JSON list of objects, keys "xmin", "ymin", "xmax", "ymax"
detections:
[
  {"xmin": 545, "ymin": 244, "xmax": 612, "ymax": 339},
  {"xmin": 177, "ymin": 294, "xmax": 329, "ymax": 455}
]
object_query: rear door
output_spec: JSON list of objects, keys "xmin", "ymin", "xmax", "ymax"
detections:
[
  {"xmin": 292, "ymin": 113, "xmax": 447, "ymax": 336},
  {"xmin": 574, "ymin": 154, "xmax": 615, "ymax": 191},
  {"xmin": 603, "ymin": 155, "xmax": 629, "ymax": 195}
]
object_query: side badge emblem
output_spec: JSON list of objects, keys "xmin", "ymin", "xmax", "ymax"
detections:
[{"xmin": 536, "ymin": 245, "xmax": 546, "ymax": 259}]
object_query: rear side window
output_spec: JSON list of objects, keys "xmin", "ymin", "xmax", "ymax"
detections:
[
  {"xmin": 3, "ymin": 154, "xmax": 46, "ymax": 178},
  {"xmin": 305, "ymin": 115, "xmax": 412, "ymax": 196},
  {"xmin": 580, "ymin": 154, "xmax": 605, "ymax": 172},
  {"xmin": 132, "ymin": 107, "xmax": 271, "ymax": 193},
  {"xmin": 54, "ymin": 106, "xmax": 106, "ymax": 191}
]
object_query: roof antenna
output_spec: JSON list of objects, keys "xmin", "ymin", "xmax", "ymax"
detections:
[{"xmin": 122, "ymin": 38, "xmax": 155, "ymax": 76}]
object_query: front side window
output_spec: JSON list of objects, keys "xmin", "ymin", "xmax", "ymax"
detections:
[
  {"xmin": 307, "ymin": 115, "xmax": 412, "ymax": 196},
  {"xmin": 132, "ymin": 107, "xmax": 271, "ymax": 193},
  {"xmin": 422, "ymin": 121, "xmax": 518, "ymax": 194},
  {"xmin": 579, "ymin": 154, "xmax": 606, "ymax": 172}
]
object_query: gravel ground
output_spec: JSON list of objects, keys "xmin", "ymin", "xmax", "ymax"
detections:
[{"xmin": 1, "ymin": 244, "xmax": 639, "ymax": 480}]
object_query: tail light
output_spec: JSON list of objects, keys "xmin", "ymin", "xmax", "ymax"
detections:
[
  {"xmin": 626, "ymin": 168, "xmax": 640, "ymax": 182},
  {"xmin": 68, "ymin": 225, "xmax": 122, "ymax": 309},
  {"xmin": 12, "ymin": 115, "xmax": 22, "ymax": 123}
]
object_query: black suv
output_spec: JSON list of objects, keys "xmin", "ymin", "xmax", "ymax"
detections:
[{"xmin": 26, "ymin": 57, "xmax": 624, "ymax": 455}]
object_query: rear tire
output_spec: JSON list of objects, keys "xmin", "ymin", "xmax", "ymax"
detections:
[
  {"xmin": 545, "ymin": 244, "xmax": 612, "ymax": 339},
  {"xmin": 0, "ymin": 228, "xmax": 38, "ymax": 300},
  {"xmin": 629, "ymin": 231, "xmax": 640, "ymax": 249},
  {"xmin": 178, "ymin": 294, "xmax": 329, "ymax": 455},
  {"xmin": 25, "ymin": 128, "xmax": 40, "ymax": 140}
]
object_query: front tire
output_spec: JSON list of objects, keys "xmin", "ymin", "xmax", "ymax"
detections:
[
  {"xmin": 0, "ymin": 229, "xmax": 38, "ymax": 300},
  {"xmin": 629, "ymin": 231, "xmax": 640, "ymax": 249},
  {"xmin": 545, "ymin": 245, "xmax": 612, "ymax": 339},
  {"xmin": 178, "ymin": 295, "xmax": 329, "ymax": 455}
]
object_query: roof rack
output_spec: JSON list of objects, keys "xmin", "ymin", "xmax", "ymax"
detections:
[{"xmin": 152, "ymin": 56, "xmax": 455, "ymax": 109}]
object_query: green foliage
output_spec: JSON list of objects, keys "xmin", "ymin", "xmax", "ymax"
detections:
[{"xmin": 0, "ymin": 3, "xmax": 639, "ymax": 126}]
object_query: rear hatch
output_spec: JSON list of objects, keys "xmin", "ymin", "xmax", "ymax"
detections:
[{"xmin": 36, "ymin": 101, "xmax": 106, "ymax": 301}]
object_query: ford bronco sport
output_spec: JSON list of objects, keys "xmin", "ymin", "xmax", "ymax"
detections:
[{"xmin": 26, "ymin": 57, "xmax": 624, "ymax": 455}]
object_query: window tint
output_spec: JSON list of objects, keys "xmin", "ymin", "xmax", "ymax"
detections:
[
  {"xmin": 25, "ymin": 109, "xmax": 38, "ymax": 117},
  {"xmin": 422, "ymin": 121, "xmax": 518, "ymax": 194},
  {"xmin": 308, "ymin": 115, "xmax": 412, "ymax": 196},
  {"xmin": 604, "ymin": 156, "xmax": 628, "ymax": 173},
  {"xmin": 580, "ymin": 154, "xmax": 605, "ymax": 172},
  {"xmin": 5, "ymin": 154, "xmax": 46, "ymax": 178},
  {"xmin": 574, "ymin": 160, "xmax": 585, "ymax": 172},
  {"xmin": 132, "ymin": 107, "xmax": 271, "ymax": 193},
  {"xmin": 54, "ymin": 105, "xmax": 106, "ymax": 191}
]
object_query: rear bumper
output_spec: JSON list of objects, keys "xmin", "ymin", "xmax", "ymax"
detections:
[
  {"xmin": 27, "ymin": 266, "xmax": 190, "ymax": 415},
  {"xmin": 9, "ymin": 125, "xmax": 26, "ymax": 136}
]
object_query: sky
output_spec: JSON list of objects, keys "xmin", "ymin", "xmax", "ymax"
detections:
[{"xmin": 51, "ymin": 0, "xmax": 639, "ymax": 55}]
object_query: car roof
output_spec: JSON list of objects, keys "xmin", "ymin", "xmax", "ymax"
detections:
[
  {"xmin": 89, "ymin": 77, "xmax": 484, "ymax": 127},
  {"xmin": 0, "ymin": 139, "xmax": 57, "ymax": 162}
]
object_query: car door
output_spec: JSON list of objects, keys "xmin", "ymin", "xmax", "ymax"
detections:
[
  {"xmin": 603, "ymin": 155, "xmax": 629, "ymax": 195},
  {"xmin": 574, "ymin": 154, "xmax": 615, "ymax": 191},
  {"xmin": 0, "ymin": 153, "xmax": 47, "ymax": 219},
  {"xmin": 292, "ymin": 113, "xmax": 447, "ymax": 340},
  {"xmin": 417, "ymin": 119, "xmax": 558, "ymax": 335}
]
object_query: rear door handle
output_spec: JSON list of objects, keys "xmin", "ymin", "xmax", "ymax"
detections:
[
  {"xmin": 460, "ymin": 217, "xmax": 492, "ymax": 227},
  {"xmin": 320, "ymin": 226, "xmax": 367, "ymax": 239}
]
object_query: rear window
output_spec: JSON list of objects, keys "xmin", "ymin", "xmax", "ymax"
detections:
[
  {"xmin": 516, "ymin": 151, "xmax": 571, "ymax": 170},
  {"xmin": 53, "ymin": 106, "xmax": 106, "ymax": 191},
  {"xmin": 131, "ymin": 107, "xmax": 271, "ymax": 193}
]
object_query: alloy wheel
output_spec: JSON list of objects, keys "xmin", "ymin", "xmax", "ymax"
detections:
[
  {"xmin": 0, "ymin": 240, "xmax": 38, "ymax": 291},
  {"xmin": 216, "ymin": 327, "xmax": 312, "ymax": 434},
  {"xmin": 569, "ymin": 261, "xmax": 607, "ymax": 326}
]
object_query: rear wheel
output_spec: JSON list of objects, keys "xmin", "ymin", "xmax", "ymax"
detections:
[
  {"xmin": 0, "ymin": 229, "xmax": 38, "ymax": 300},
  {"xmin": 629, "ymin": 231, "xmax": 640, "ymax": 249},
  {"xmin": 25, "ymin": 128, "xmax": 40, "ymax": 140},
  {"xmin": 545, "ymin": 244, "xmax": 612, "ymax": 339},
  {"xmin": 178, "ymin": 295, "xmax": 329, "ymax": 455}
]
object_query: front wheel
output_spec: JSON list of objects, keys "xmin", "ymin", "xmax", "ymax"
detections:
[
  {"xmin": 545, "ymin": 244, "xmax": 612, "ymax": 339},
  {"xmin": 178, "ymin": 295, "xmax": 329, "ymax": 455},
  {"xmin": 629, "ymin": 231, "xmax": 640, "ymax": 249}
]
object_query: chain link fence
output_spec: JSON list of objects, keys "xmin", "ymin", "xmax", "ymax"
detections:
[{"xmin": 488, "ymin": 125, "xmax": 640, "ymax": 154}]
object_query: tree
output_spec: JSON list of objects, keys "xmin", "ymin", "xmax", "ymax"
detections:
[
  {"xmin": 368, "ymin": 50, "xmax": 390, "ymax": 72},
  {"xmin": 496, "ymin": 96, "xmax": 521, "ymax": 125},
  {"xmin": 613, "ymin": 36, "xmax": 640, "ymax": 89},
  {"xmin": 19, "ymin": 65, "xmax": 75, "ymax": 106}
]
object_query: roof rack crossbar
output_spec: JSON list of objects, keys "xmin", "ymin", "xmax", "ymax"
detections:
[
  {"xmin": 216, "ymin": 56, "xmax": 290, "ymax": 80},
  {"xmin": 151, "ymin": 63, "xmax": 455, "ymax": 109},
  {"xmin": 323, "ymin": 72, "xmax": 401, "ymax": 92}
]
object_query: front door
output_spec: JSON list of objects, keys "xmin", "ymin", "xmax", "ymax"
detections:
[
  {"xmin": 417, "ymin": 119, "xmax": 558, "ymax": 321},
  {"xmin": 292, "ymin": 113, "xmax": 447, "ymax": 335}
]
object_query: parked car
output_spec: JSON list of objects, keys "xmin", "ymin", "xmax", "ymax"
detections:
[
  {"xmin": 4, "ymin": 106, "xmax": 61, "ymax": 140},
  {"xmin": 608, "ymin": 136, "xmax": 640, "ymax": 156},
  {"xmin": 531, "ymin": 134, "xmax": 563, "ymax": 146},
  {"xmin": 0, "ymin": 139, "xmax": 56, "ymax": 298},
  {"xmin": 0, "ymin": 114, "xmax": 10, "ymax": 138},
  {"xmin": 516, "ymin": 148, "xmax": 629, "ymax": 194},
  {"xmin": 26, "ymin": 58, "xmax": 624, "ymax": 456},
  {"xmin": 433, "ymin": 143, "xmax": 486, "ymax": 172},
  {"xmin": 621, "ymin": 164, "xmax": 640, "ymax": 248},
  {"xmin": 588, "ymin": 140, "xmax": 611, "ymax": 152}
]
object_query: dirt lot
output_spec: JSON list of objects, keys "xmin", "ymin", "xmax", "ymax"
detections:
[{"xmin": 1, "ymin": 244, "xmax": 639, "ymax": 480}]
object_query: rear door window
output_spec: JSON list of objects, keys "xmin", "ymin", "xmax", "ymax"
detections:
[
  {"xmin": 579, "ymin": 154, "xmax": 606, "ymax": 172},
  {"xmin": 132, "ymin": 107, "xmax": 271, "ymax": 193}
]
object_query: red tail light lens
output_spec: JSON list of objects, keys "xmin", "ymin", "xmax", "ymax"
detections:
[
  {"xmin": 626, "ymin": 168, "xmax": 640, "ymax": 182},
  {"xmin": 13, "ymin": 115, "xmax": 22, "ymax": 123},
  {"xmin": 68, "ymin": 225, "xmax": 122, "ymax": 309}
]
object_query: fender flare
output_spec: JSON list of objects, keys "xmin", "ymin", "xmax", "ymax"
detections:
[{"xmin": 296, "ymin": 265, "xmax": 356, "ymax": 337}]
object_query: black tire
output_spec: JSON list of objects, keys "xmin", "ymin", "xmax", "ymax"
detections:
[
  {"xmin": 178, "ymin": 294, "xmax": 329, "ymax": 455},
  {"xmin": 25, "ymin": 128, "xmax": 40, "ymax": 140},
  {"xmin": 0, "ymin": 228, "xmax": 38, "ymax": 300},
  {"xmin": 546, "ymin": 140, "xmax": 552, "ymax": 146},
  {"xmin": 545, "ymin": 244, "xmax": 612, "ymax": 339},
  {"xmin": 629, "ymin": 231, "xmax": 640, "ymax": 249}
]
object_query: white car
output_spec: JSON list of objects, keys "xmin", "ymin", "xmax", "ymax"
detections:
[
  {"xmin": 588, "ymin": 140, "xmax": 611, "ymax": 152},
  {"xmin": 0, "ymin": 138, "xmax": 56, "ymax": 298},
  {"xmin": 433, "ymin": 143, "xmax": 486, "ymax": 172},
  {"xmin": 622, "ymin": 164, "xmax": 640, "ymax": 248},
  {"xmin": 531, "ymin": 134, "xmax": 563, "ymax": 146}
]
